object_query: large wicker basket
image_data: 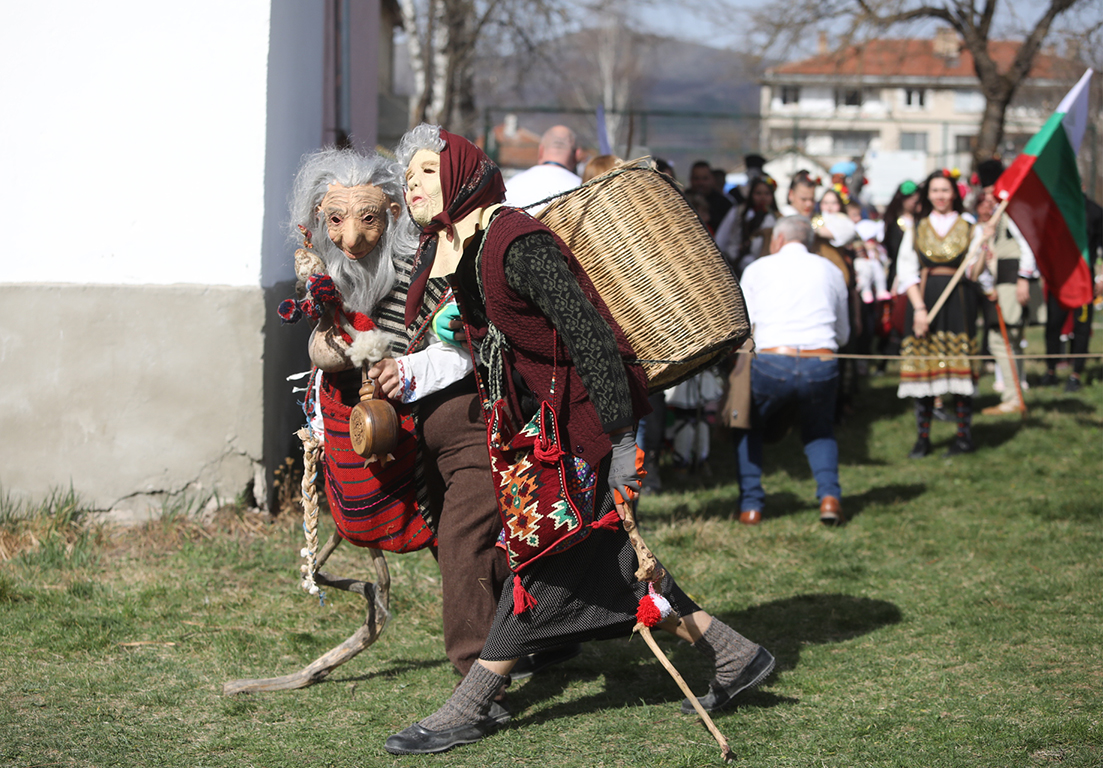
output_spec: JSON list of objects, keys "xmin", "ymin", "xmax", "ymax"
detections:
[{"xmin": 536, "ymin": 160, "xmax": 750, "ymax": 391}]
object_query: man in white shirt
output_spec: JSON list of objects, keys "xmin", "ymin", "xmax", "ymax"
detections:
[
  {"xmin": 504, "ymin": 125, "xmax": 582, "ymax": 213},
  {"xmin": 734, "ymin": 215, "xmax": 850, "ymax": 526}
]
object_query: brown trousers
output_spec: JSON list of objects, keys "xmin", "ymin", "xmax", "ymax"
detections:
[{"xmin": 418, "ymin": 381, "xmax": 508, "ymax": 677}]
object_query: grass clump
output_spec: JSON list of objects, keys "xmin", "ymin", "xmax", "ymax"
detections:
[{"xmin": 0, "ymin": 485, "xmax": 101, "ymax": 572}]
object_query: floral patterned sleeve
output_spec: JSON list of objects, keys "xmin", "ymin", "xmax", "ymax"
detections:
[{"xmin": 503, "ymin": 232, "xmax": 634, "ymax": 432}]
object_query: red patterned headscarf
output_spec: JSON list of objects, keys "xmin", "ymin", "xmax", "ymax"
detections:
[{"xmin": 405, "ymin": 129, "xmax": 506, "ymax": 326}]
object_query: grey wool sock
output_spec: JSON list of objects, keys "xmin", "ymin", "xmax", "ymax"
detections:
[
  {"xmin": 418, "ymin": 662, "xmax": 509, "ymax": 731},
  {"xmin": 693, "ymin": 619, "xmax": 759, "ymax": 688}
]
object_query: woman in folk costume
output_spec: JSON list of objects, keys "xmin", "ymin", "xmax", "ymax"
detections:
[
  {"xmin": 895, "ymin": 169, "xmax": 982, "ymax": 458},
  {"xmin": 715, "ymin": 175, "xmax": 780, "ymax": 276},
  {"xmin": 379, "ymin": 124, "xmax": 774, "ymax": 755}
]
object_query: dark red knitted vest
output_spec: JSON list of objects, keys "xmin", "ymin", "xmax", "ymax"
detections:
[{"xmin": 470, "ymin": 207, "xmax": 649, "ymax": 464}]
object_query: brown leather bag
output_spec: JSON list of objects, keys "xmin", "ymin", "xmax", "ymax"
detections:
[{"xmin": 720, "ymin": 339, "xmax": 755, "ymax": 430}]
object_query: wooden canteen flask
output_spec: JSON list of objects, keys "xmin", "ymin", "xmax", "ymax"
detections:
[{"xmin": 349, "ymin": 365, "xmax": 399, "ymax": 459}]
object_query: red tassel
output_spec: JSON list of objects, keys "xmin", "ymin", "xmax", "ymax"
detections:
[
  {"xmin": 512, "ymin": 573, "xmax": 538, "ymax": 615},
  {"xmin": 590, "ymin": 510, "xmax": 621, "ymax": 530},
  {"xmin": 534, "ymin": 438, "xmax": 564, "ymax": 463}
]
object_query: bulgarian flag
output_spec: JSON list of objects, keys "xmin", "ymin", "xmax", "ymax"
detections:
[{"xmin": 995, "ymin": 68, "xmax": 1094, "ymax": 309}]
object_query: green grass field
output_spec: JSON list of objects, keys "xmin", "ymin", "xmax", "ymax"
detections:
[{"xmin": 2, "ymin": 344, "xmax": 1100, "ymax": 768}]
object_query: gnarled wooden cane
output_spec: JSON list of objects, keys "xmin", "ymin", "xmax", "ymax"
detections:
[
  {"xmin": 222, "ymin": 427, "xmax": 392, "ymax": 695},
  {"xmin": 619, "ymin": 499, "xmax": 735, "ymax": 763}
]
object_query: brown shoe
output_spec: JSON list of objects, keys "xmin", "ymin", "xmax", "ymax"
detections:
[
  {"xmin": 819, "ymin": 496, "xmax": 844, "ymax": 526},
  {"xmin": 738, "ymin": 509, "xmax": 762, "ymax": 525},
  {"xmin": 981, "ymin": 401, "xmax": 1023, "ymax": 415}
]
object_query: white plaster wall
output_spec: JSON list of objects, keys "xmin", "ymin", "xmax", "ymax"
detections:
[
  {"xmin": 0, "ymin": 1, "xmax": 330, "ymax": 515},
  {"xmin": 0, "ymin": 1, "xmax": 271, "ymax": 287}
]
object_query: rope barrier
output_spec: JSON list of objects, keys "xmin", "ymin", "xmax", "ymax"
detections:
[{"xmin": 635, "ymin": 351, "xmax": 1103, "ymax": 364}]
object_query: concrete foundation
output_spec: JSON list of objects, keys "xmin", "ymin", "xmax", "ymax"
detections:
[{"xmin": 0, "ymin": 283, "xmax": 308, "ymax": 522}]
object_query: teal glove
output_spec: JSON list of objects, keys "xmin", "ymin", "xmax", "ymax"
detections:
[{"xmin": 432, "ymin": 301, "xmax": 463, "ymax": 346}]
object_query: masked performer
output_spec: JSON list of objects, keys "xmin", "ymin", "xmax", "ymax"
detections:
[
  {"xmin": 379, "ymin": 125, "xmax": 774, "ymax": 755},
  {"xmin": 895, "ymin": 169, "xmax": 980, "ymax": 458},
  {"xmin": 286, "ymin": 148, "xmax": 507, "ymax": 682}
]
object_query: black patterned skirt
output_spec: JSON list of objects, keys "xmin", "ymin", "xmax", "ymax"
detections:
[
  {"xmin": 479, "ymin": 462, "xmax": 701, "ymax": 660},
  {"xmin": 898, "ymin": 274, "xmax": 980, "ymax": 399}
]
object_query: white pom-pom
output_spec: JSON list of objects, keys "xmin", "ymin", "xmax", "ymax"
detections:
[
  {"xmin": 300, "ymin": 547, "xmax": 310, "ymax": 558},
  {"xmin": 650, "ymin": 591, "xmax": 673, "ymax": 620},
  {"xmin": 348, "ymin": 328, "xmax": 397, "ymax": 368},
  {"xmin": 309, "ymin": 584, "xmax": 320, "ymax": 596}
]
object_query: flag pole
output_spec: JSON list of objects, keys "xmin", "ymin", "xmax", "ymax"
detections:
[{"xmin": 927, "ymin": 198, "xmax": 1009, "ymax": 324}]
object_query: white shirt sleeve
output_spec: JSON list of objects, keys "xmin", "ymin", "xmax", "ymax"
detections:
[
  {"xmin": 832, "ymin": 266, "xmax": 850, "ymax": 348},
  {"xmin": 1005, "ymin": 218, "xmax": 1037, "ymax": 277},
  {"xmin": 895, "ymin": 224, "xmax": 919, "ymax": 293},
  {"xmin": 714, "ymin": 206, "xmax": 740, "ymax": 260},
  {"xmin": 390, "ymin": 332, "xmax": 473, "ymax": 403}
]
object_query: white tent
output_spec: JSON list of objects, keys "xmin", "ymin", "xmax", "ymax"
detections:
[{"xmin": 763, "ymin": 150, "xmax": 831, "ymax": 210}]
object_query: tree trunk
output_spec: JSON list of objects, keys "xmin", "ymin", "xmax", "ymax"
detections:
[
  {"xmin": 974, "ymin": 88, "xmax": 1012, "ymax": 167},
  {"xmin": 399, "ymin": 0, "xmax": 430, "ymax": 129}
]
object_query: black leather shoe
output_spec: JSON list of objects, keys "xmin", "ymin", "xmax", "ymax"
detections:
[
  {"xmin": 509, "ymin": 643, "xmax": 582, "ymax": 681},
  {"xmin": 943, "ymin": 437, "xmax": 975, "ymax": 456},
  {"xmin": 908, "ymin": 438, "xmax": 931, "ymax": 459},
  {"xmin": 383, "ymin": 703, "xmax": 510, "ymax": 755},
  {"xmin": 1039, "ymin": 372, "xmax": 1060, "ymax": 387},
  {"xmin": 680, "ymin": 646, "xmax": 775, "ymax": 714},
  {"xmin": 1065, "ymin": 376, "xmax": 1082, "ymax": 393}
]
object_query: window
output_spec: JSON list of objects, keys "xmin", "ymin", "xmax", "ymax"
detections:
[
  {"xmin": 900, "ymin": 132, "xmax": 928, "ymax": 151},
  {"xmin": 832, "ymin": 131, "xmax": 876, "ymax": 153},
  {"xmin": 903, "ymin": 88, "xmax": 926, "ymax": 108},
  {"xmin": 835, "ymin": 88, "xmax": 862, "ymax": 107},
  {"xmin": 954, "ymin": 90, "xmax": 985, "ymax": 112},
  {"xmin": 955, "ymin": 135, "xmax": 977, "ymax": 153},
  {"xmin": 780, "ymin": 86, "xmax": 800, "ymax": 105}
]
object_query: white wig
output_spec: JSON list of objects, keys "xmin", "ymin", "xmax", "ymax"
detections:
[
  {"xmin": 395, "ymin": 124, "xmax": 447, "ymax": 172},
  {"xmin": 288, "ymin": 147, "xmax": 418, "ymax": 316}
]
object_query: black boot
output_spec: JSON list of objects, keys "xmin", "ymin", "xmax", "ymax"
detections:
[
  {"xmin": 943, "ymin": 396, "xmax": 975, "ymax": 456},
  {"xmin": 384, "ymin": 662, "xmax": 511, "ymax": 755},
  {"xmin": 908, "ymin": 437, "xmax": 931, "ymax": 459},
  {"xmin": 910, "ymin": 398, "xmax": 933, "ymax": 458},
  {"xmin": 680, "ymin": 620, "xmax": 774, "ymax": 714}
]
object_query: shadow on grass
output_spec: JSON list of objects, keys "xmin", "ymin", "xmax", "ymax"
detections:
[
  {"xmin": 1024, "ymin": 397, "xmax": 1098, "ymax": 416},
  {"xmin": 515, "ymin": 593, "xmax": 900, "ymax": 724},
  {"xmin": 837, "ymin": 482, "xmax": 926, "ymax": 520},
  {"xmin": 331, "ymin": 657, "xmax": 449, "ymax": 684}
]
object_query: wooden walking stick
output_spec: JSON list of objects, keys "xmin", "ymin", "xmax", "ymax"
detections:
[{"xmin": 618, "ymin": 497, "xmax": 735, "ymax": 763}]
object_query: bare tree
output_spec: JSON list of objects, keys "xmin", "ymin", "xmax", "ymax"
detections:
[
  {"xmin": 707, "ymin": 0, "xmax": 1094, "ymax": 167},
  {"xmin": 399, "ymin": 0, "xmax": 572, "ymax": 137},
  {"xmin": 855, "ymin": 0, "xmax": 1085, "ymax": 165},
  {"xmin": 557, "ymin": 7, "xmax": 646, "ymax": 152}
]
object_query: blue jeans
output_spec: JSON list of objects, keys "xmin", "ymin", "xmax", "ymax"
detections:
[{"xmin": 733, "ymin": 355, "xmax": 841, "ymax": 512}]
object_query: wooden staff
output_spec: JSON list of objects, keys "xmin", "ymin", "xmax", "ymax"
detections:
[
  {"xmin": 927, "ymin": 198, "xmax": 1009, "ymax": 324},
  {"xmin": 618, "ymin": 499, "xmax": 734, "ymax": 763}
]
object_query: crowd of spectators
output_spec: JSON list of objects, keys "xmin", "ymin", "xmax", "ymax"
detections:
[{"xmin": 631, "ymin": 152, "xmax": 1101, "ymax": 499}]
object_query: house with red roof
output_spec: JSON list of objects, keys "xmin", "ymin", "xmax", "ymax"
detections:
[{"xmin": 760, "ymin": 28, "xmax": 1081, "ymax": 197}]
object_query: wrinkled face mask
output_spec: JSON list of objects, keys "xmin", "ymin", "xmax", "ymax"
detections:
[
  {"xmin": 318, "ymin": 184, "xmax": 398, "ymax": 260},
  {"xmin": 404, "ymin": 149, "xmax": 444, "ymax": 227}
]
